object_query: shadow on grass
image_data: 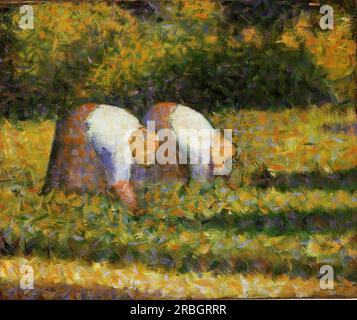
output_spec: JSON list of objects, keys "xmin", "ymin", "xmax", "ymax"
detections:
[
  {"xmin": 200, "ymin": 208, "xmax": 357, "ymax": 236},
  {"xmin": 251, "ymin": 167, "xmax": 357, "ymax": 192},
  {"xmin": 0, "ymin": 281, "xmax": 134, "ymax": 300},
  {"xmin": 1, "ymin": 208, "xmax": 355, "ymax": 261}
]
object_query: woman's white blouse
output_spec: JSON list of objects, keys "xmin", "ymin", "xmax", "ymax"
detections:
[
  {"xmin": 170, "ymin": 104, "xmax": 215, "ymax": 179},
  {"xmin": 85, "ymin": 105, "xmax": 141, "ymax": 184}
]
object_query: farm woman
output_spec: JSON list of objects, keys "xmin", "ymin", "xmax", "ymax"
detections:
[
  {"xmin": 41, "ymin": 104, "xmax": 158, "ymax": 212},
  {"xmin": 144, "ymin": 102, "xmax": 237, "ymax": 183}
]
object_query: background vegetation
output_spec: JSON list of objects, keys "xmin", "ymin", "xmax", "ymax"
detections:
[{"xmin": 0, "ymin": 1, "xmax": 355, "ymax": 119}]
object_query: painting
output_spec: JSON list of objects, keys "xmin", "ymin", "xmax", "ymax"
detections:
[{"xmin": 0, "ymin": 0, "xmax": 356, "ymax": 300}]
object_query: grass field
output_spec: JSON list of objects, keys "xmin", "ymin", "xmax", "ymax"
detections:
[{"xmin": 0, "ymin": 104, "xmax": 356, "ymax": 299}]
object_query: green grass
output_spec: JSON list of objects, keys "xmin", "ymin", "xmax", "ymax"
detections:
[{"xmin": 0, "ymin": 104, "xmax": 356, "ymax": 298}]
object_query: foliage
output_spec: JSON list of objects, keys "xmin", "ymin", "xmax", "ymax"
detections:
[
  {"xmin": 0, "ymin": 1, "xmax": 355, "ymax": 119},
  {"xmin": 0, "ymin": 7, "xmax": 20, "ymax": 119}
]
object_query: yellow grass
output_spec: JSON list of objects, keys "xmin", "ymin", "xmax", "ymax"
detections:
[
  {"xmin": 1, "ymin": 257, "xmax": 356, "ymax": 299},
  {"xmin": 0, "ymin": 105, "xmax": 356, "ymax": 299}
]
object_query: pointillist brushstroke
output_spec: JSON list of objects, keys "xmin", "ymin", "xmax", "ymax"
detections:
[{"xmin": 0, "ymin": 1, "xmax": 356, "ymax": 300}]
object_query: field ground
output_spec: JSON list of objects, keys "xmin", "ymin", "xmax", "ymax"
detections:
[
  {"xmin": 0, "ymin": 104, "xmax": 356, "ymax": 299},
  {"xmin": 1, "ymin": 257, "xmax": 356, "ymax": 299}
]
